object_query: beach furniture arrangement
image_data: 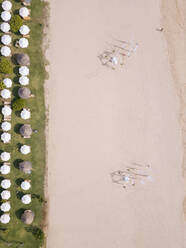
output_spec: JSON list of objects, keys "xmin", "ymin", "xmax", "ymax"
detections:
[
  {"xmin": 98, "ymin": 40, "xmax": 139, "ymax": 69},
  {"xmin": 110, "ymin": 162, "xmax": 152, "ymax": 189},
  {"xmin": 0, "ymin": 0, "xmax": 34, "ymax": 225}
]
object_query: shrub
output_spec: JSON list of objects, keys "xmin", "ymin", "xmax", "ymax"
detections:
[
  {"xmin": 0, "ymin": 81, "xmax": 5, "ymax": 90},
  {"xmin": 12, "ymin": 98, "xmax": 26, "ymax": 111},
  {"xmin": 10, "ymin": 15, "xmax": 23, "ymax": 33},
  {"xmin": 0, "ymin": 58, "xmax": 13, "ymax": 74},
  {"xmin": 25, "ymin": 226, "xmax": 44, "ymax": 241}
]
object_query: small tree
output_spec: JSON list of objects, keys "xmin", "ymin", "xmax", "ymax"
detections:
[
  {"xmin": 10, "ymin": 15, "xmax": 23, "ymax": 33},
  {"xmin": 12, "ymin": 98, "xmax": 26, "ymax": 111},
  {"xmin": 0, "ymin": 58, "xmax": 13, "ymax": 74},
  {"xmin": 0, "ymin": 81, "xmax": 6, "ymax": 90}
]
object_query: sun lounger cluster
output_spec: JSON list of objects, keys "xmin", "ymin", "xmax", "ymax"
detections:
[
  {"xmin": 0, "ymin": 0, "xmax": 34, "ymax": 225},
  {"xmin": 98, "ymin": 40, "xmax": 139, "ymax": 70},
  {"xmin": 110, "ymin": 163, "xmax": 152, "ymax": 189}
]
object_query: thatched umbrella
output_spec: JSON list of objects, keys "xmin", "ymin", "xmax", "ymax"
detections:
[
  {"xmin": 15, "ymin": 53, "xmax": 30, "ymax": 66},
  {"xmin": 21, "ymin": 210, "xmax": 34, "ymax": 224},
  {"xmin": 18, "ymin": 87, "xmax": 31, "ymax": 99},
  {"xmin": 20, "ymin": 124, "xmax": 32, "ymax": 137},
  {"xmin": 19, "ymin": 161, "xmax": 32, "ymax": 174}
]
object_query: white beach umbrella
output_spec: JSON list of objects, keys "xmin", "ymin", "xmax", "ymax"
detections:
[
  {"xmin": 0, "ymin": 213, "xmax": 10, "ymax": 223},
  {"xmin": 1, "ymin": 34, "xmax": 11, "ymax": 45},
  {"xmin": 1, "ymin": 132, "xmax": 11, "ymax": 143},
  {"xmin": 2, "ymin": 1, "xmax": 12, "ymax": 11},
  {"xmin": 0, "ymin": 202, "xmax": 10, "ymax": 212},
  {"xmin": 21, "ymin": 194, "xmax": 31, "ymax": 204},
  {"xmin": 1, "ymin": 122, "xmax": 11, "ymax": 131},
  {"xmin": 123, "ymin": 176, "xmax": 130, "ymax": 182},
  {"xmin": 1, "ymin": 46, "xmax": 11, "ymax": 57},
  {"xmin": 111, "ymin": 56, "xmax": 118, "ymax": 65},
  {"xmin": 2, "ymin": 105, "xmax": 12, "ymax": 117},
  {"xmin": 1, "ymin": 190, "xmax": 10, "ymax": 200},
  {"xmin": 19, "ymin": 66, "xmax": 29, "ymax": 76},
  {"xmin": 0, "ymin": 152, "xmax": 10, "ymax": 161},
  {"xmin": 0, "ymin": 22, "xmax": 10, "ymax": 33},
  {"xmin": 19, "ymin": 38, "xmax": 29, "ymax": 48},
  {"xmin": 20, "ymin": 145, "xmax": 31, "ymax": 155},
  {"xmin": 21, "ymin": 180, "xmax": 31, "ymax": 190},
  {"xmin": 3, "ymin": 78, "xmax": 12, "ymax": 88},
  {"xmin": 19, "ymin": 7, "xmax": 29, "ymax": 18},
  {"xmin": 1, "ymin": 89, "xmax": 11, "ymax": 99},
  {"xmin": 19, "ymin": 25, "xmax": 30, "ymax": 35},
  {"xmin": 19, "ymin": 76, "xmax": 29, "ymax": 86},
  {"xmin": 1, "ymin": 179, "xmax": 11, "ymax": 189},
  {"xmin": 0, "ymin": 164, "xmax": 10, "ymax": 175},
  {"xmin": 1, "ymin": 11, "xmax": 11, "ymax": 22},
  {"xmin": 21, "ymin": 108, "xmax": 30, "ymax": 120}
]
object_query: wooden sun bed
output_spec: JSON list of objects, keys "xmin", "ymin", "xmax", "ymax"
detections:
[{"xmin": 4, "ymin": 115, "xmax": 11, "ymax": 121}]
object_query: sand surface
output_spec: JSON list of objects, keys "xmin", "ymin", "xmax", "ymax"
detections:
[{"xmin": 47, "ymin": 0, "xmax": 185, "ymax": 247}]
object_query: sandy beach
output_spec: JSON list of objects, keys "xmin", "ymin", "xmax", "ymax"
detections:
[{"xmin": 47, "ymin": 0, "xmax": 185, "ymax": 247}]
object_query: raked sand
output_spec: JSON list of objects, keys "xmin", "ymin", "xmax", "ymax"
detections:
[{"xmin": 47, "ymin": 0, "xmax": 185, "ymax": 247}]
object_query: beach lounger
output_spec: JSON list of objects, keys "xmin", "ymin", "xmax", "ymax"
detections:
[
  {"xmin": 24, "ymin": 135, "xmax": 31, "ymax": 139},
  {"xmin": 4, "ymin": 115, "xmax": 11, "ymax": 121}
]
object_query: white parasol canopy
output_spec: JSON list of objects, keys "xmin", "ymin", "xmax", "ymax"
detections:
[
  {"xmin": 19, "ymin": 66, "xmax": 29, "ymax": 76},
  {"xmin": 0, "ymin": 22, "xmax": 10, "ymax": 33},
  {"xmin": 1, "ymin": 34, "xmax": 11, "ymax": 45},
  {"xmin": 21, "ymin": 180, "xmax": 31, "ymax": 190},
  {"xmin": 19, "ymin": 76, "xmax": 29, "ymax": 86},
  {"xmin": 21, "ymin": 108, "xmax": 30, "ymax": 120},
  {"xmin": 1, "ymin": 132, "xmax": 11, "ymax": 143},
  {"xmin": 19, "ymin": 37, "xmax": 29, "ymax": 48},
  {"xmin": 0, "ymin": 202, "xmax": 10, "ymax": 212},
  {"xmin": 1, "ymin": 179, "xmax": 11, "ymax": 189},
  {"xmin": 19, "ymin": 7, "xmax": 29, "ymax": 18},
  {"xmin": 2, "ymin": 105, "xmax": 12, "ymax": 117},
  {"xmin": 0, "ymin": 213, "xmax": 10, "ymax": 223},
  {"xmin": 3, "ymin": 78, "xmax": 12, "ymax": 88},
  {"xmin": 1, "ymin": 46, "xmax": 11, "ymax": 57},
  {"xmin": 20, "ymin": 145, "xmax": 31, "ymax": 155},
  {"xmin": 19, "ymin": 25, "xmax": 30, "ymax": 35},
  {"xmin": 1, "ymin": 190, "xmax": 10, "ymax": 200},
  {"xmin": 21, "ymin": 194, "xmax": 31, "ymax": 204},
  {"xmin": 1, "ymin": 122, "xmax": 11, "ymax": 131},
  {"xmin": 0, "ymin": 152, "xmax": 10, "ymax": 161},
  {"xmin": 2, "ymin": 1, "xmax": 12, "ymax": 11},
  {"xmin": 1, "ymin": 89, "xmax": 11, "ymax": 99},
  {"xmin": 123, "ymin": 176, "xmax": 130, "ymax": 182},
  {"xmin": 111, "ymin": 56, "xmax": 118, "ymax": 65},
  {"xmin": 1, "ymin": 11, "xmax": 11, "ymax": 22},
  {"xmin": 0, "ymin": 164, "xmax": 10, "ymax": 175}
]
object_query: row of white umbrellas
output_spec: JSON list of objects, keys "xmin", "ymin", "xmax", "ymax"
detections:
[{"xmin": 0, "ymin": 2, "xmax": 32, "ymax": 225}]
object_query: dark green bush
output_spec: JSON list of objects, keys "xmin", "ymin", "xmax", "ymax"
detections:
[
  {"xmin": 10, "ymin": 15, "xmax": 23, "ymax": 33},
  {"xmin": 12, "ymin": 98, "xmax": 26, "ymax": 111},
  {"xmin": 25, "ymin": 226, "xmax": 44, "ymax": 241},
  {"xmin": 0, "ymin": 81, "xmax": 6, "ymax": 90},
  {"xmin": 0, "ymin": 58, "xmax": 13, "ymax": 74}
]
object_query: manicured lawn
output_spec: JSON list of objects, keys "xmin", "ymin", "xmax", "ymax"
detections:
[{"xmin": 0, "ymin": 0, "xmax": 48, "ymax": 247}]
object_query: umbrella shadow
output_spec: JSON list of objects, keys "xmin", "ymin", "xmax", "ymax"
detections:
[
  {"xmin": 13, "ymin": 66, "xmax": 20, "ymax": 76},
  {"xmin": 14, "ymin": 123, "xmax": 22, "ymax": 134},
  {"xmin": 12, "ymin": 86, "xmax": 20, "ymax": 98},
  {"xmin": 15, "ymin": 208, "xmax": 26, "ymax": 220},
  {"xmin": 13, "ymin": 76, "xmax": 20, "ymax": 85},
  {"xmin": 15, "ymin": 178, "xmax": 24, "ymax": 186},
  {"xmin": 16, "ymin": 191, "xmax": 24, "ymax": 200},
  {"xmin": 13, "ymin": 159, "xmax": 23, "ymax": 169}
]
